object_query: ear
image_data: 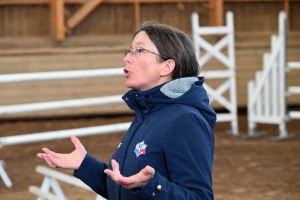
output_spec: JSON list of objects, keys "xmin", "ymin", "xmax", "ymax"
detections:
[{"xmin": 160, "ymin": 59, "xmax": 175, "ymax": 77}]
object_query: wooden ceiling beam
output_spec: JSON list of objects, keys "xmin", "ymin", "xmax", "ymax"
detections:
[
  {"xmin": 64, "ymin": 0, "xmax": 208, "ymax": 3},
  {"xmin": 134, "ymin": 1, "xmax": 140, "ymax": 30},
  {"xmin": 215, "ymin": 0, "xmax": 224, "ymax": 26},
  {"xmin": 50, "ymin": 0, "xmax": 65, "ymax": 41},
  {"xmin": 0, "ymin": 0, "xmax": 209, "ymax": 5},
  {"xmin": 66, "ymin": 0, "xmax": 104, "ymax": 30},
  {"xmin": 1, "ymin": 0, "xmax": 299, "ymax": 5},
  {"xmin": 283, "ymin": 0, "xmax": 290, "ymax": 31},
  {"xmin": 0, "ymin": 0, "xmax": 297, "ymax": 41},
  {"xmin": 0, "ymin": 0, "xmax": 50, "ymax": 4},
  {"xmin": 209, "ymin": 0, "xmax": 224, "ymax": 26}
]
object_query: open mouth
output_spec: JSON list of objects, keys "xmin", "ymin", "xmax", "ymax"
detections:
[{"xmin": 124, "ymin": 69, "xmax": 129, "ymax": 76}]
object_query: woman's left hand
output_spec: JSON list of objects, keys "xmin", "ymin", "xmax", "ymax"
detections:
[{"xmin": 104, "ymin": 159, "xmax": 155, "ymax": 189}]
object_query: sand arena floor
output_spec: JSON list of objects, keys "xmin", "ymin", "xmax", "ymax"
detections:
[{"xmin": 0, "ymin": 114, "xmax": 299, "ymax": 200}]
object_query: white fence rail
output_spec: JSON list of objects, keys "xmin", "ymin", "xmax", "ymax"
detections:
[
  {"xmin": 0, "ymin": 68, "xmax": 124, "ymax": 83},
  {"xmin": 0, "ymin": 68, "xmax": 130, "ymax": 188},
  {"xmin": 0, "ymin": 96, "xmax": 123, "ymax": 115},
  {"xmin": 246, "ymin": 11, "xmax": 298, "ymax": 141},
  {"xmin": 0, "ymin": 122, "xmax": 130, "ymax": 147},
  {"xmin": 192, "ymin": 11, "xmax": 239, "ymax": 136},
  {"xmin": 29, "ymin": 165, "xmax": 106, "ymax": 200}
]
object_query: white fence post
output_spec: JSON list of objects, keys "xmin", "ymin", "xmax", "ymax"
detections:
[
  {"xmin": 0, "ymin": 160, "xmax": 12, "ymax": 188},
  {"xmin": 246, "ymin": 11, "xmax": 297, "ymax": 141},
  {"xmin": 30, "ymin": 165, "xmax": 106, "ymax": 200},
  {"xmin": 191, "ymin": 11, "xmax": 239, "ymax": 136}
]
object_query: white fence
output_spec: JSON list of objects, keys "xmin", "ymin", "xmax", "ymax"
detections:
[
  {"xmin": 0, "ymin": 68, "xmax": 131, "ymax": 188},
  {"xmin": 192, "ymin": 11, "xmax": 239, "ymax": 136},
  {"xmin": 29, "ymin": 165, "xmax": 106, "ymax": 200},
  {"xmin": 247, "ymin": 11, "xmax": 299, "ymax": 141}
]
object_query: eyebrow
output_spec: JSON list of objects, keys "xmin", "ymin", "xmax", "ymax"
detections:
[{"xmin": 130, "ymin": 42, "xmax": 145, "ymax": 48}]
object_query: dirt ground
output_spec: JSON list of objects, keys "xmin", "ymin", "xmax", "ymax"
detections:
[{"xmin": 0, "ymin": 114, "xmax": 299, "ymax": 200}]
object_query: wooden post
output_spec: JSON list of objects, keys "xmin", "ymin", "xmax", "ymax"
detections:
[
  {"xmin": 215, "ymin": 0, "xmax": 223, "ymax": 26},
  {"xmin": 50, "ymin": 0, "xmax": 65, "ymax": 41},
  {"xmin": 283, "ymin": 0, "xmax": 290, "ymax": 32},
  {"xmin": 67, "ymin": 0, "xmax": 104, "ymax": 30},
  {"xmin": 134, "ymin": 0, "xmax": 140, "ymax": 29},
  {"xmin": 209, "ymin": 0, "xmax": 224, "ymax": 26}
]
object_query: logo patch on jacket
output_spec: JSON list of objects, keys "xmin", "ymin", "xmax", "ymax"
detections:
[{"xmin": 134, "ymin": 140, "xmax": 147, "ymax": 157}]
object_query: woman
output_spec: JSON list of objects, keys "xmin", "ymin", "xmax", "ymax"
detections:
[{"xmin": 38, "ymin": 21, "xmax": 216, "ymax": 200}]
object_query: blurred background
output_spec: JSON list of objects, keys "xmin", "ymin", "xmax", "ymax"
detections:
[{"xmin": 0, "ymin": 0, "xmax": 299, "ymax": 200}]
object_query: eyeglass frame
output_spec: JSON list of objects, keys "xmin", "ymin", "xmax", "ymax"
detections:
[{"xmin": 124, "ymin": 47, "xmax": 162, "ymax": 58}]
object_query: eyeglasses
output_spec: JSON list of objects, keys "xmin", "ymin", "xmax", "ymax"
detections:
[{"xmin": 124, "ymin": 47, "xmax": 161, "ymax": 58}]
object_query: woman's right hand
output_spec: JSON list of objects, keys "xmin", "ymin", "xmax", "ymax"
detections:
[{"xmin": 37, "ymin": 135, "xmax": 87, "ymax": 170}]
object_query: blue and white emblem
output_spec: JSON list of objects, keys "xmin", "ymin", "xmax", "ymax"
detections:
[{"xmin": 134, "ymin": 140, "xmax": 147, "ymax": 157}]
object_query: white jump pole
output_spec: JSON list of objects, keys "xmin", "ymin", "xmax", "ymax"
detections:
[
  {"xmin": 0, "ymin": 122, "xmax": 131, "ymax": 147},
  {"xmin": 289, "ymin": 111, "xmax": 300, "ymax": 119},
  {"xmin": 0, "ymin": 95, "xmax": 123, "ymax": 115},
  {"xmin": 0, "ymin": 68, "xmax": 124, "ymax": 83},
  {"xmin": 288, "ymin": 62, "xmax": 300, "ymax": 69}
]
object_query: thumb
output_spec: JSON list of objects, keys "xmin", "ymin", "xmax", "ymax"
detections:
[
  {"xmin": 143, "ymin": 166, "xmax": 155, "ymax": 177},
  {"xmin": 70, "ymin": 135, "xmax": 84, "ymax": 150}
]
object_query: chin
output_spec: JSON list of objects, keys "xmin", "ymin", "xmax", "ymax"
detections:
[{"xmin": 125, "ymin": 82, "xmax": 137, "ymax": 90}]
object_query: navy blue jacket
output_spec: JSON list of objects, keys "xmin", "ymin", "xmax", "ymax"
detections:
[{"xmin": 74, "ymin": 77, "xmax": 216, "ymax": 199}]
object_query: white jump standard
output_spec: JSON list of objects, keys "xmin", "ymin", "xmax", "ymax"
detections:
[{"xmin": 246, "ymin": 11, "xmax": 298, "ymax": 141}]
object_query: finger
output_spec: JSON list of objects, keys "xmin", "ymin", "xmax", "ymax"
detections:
[
  {"xmin": 121, "ymin": 166, "xmax": 154, "ymax": 188},
  {"xmin": 41, "ymin": 148, "xmax": 62, "ymax": 160},
  {"xmin": 42, "ymin": 154, "xmax": 57, "ymax": 168},
  {"xmin": 42, "ymin": 148, "xmax": 56, "ymax": 155},
  {"xmin": 104, "ymin": 169, "xmax": 124, "ymax": 185},
  {"xmin": 37, "ymin": 153, "xmax": 43, "ymax": 159},
  {"xmin": 104, "ymin": 160, "xmax": 125, "ymax": 185},
  {"xmin": 37, "ymin": 153, "xmax": 47, "ymax": 160},
  {"xmin": 111, "ymin": 159, "xmax": 120, "ymax": 173},
  {"xmin": 103, "ymin": 169, "xmax": 114, "ymax": 179}
]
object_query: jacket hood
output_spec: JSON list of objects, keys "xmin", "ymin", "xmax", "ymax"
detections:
[{"xmin": 123, "ymin": 77, "xmax": 216, "ymax": 130}]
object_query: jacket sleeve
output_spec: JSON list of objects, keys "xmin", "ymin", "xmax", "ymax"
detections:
[
  {"xmin": 133, "ymin": 113, "xmax": 215, "ymax": 199},
  {"xmin": 73, "ymin": 153, "xmax": 108, "ymax": 198}
]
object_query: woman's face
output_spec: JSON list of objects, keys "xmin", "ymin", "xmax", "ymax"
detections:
[{"xmin": 123, "ymin": 31, "xmax": 171, "ymax": 91}]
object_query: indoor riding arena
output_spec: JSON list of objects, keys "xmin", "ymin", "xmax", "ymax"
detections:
[{"xmin": 0, "ymin": 1, "xmax": 300, "ymax": 200}]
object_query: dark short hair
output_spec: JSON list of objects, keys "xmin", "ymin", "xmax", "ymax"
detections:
[{"xmin": 134, "ymin": 21, "xmax": 200, "ymax": 80}]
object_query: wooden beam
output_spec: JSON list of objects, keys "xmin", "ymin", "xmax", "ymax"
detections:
[
  {"xmin": 0, "ymin": 0, "xmax": 50, "ymax": 4},
  {"xmin": 66, "ymin": 0, "xmax": 208, "ymax": 3},
  {"xmin": 2, "ymin": 0, "xmax": 300, "ymax": 5},
  {"xmin": 66, "ymin": 0, "xmax": 103, "ymax": 30},
  {"xmin": 134, "ymin": 1, "xmax": 140, "ymax": 29},
  {"xmin": 50, "ymin": 0, "xmax": 65, "ymax": 41},
  {"xmin": 283, "ymin": 0, "xmax": 290, "ymax": 31},
  {"xmin": 0, "ymin": 0, "xmax": 209, "ymax": 5},
  {"xmin": 215, "ymin": 0, "xmax": 223, "ymax": 26},
  {"xmin": 209, "ymin": 0, "xmax": 224, "ymax": 26}
]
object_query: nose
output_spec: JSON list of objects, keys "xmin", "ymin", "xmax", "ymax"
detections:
[{"xmin": 123, "ymin": 53, "xmax": 133, "ymax": 64}]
